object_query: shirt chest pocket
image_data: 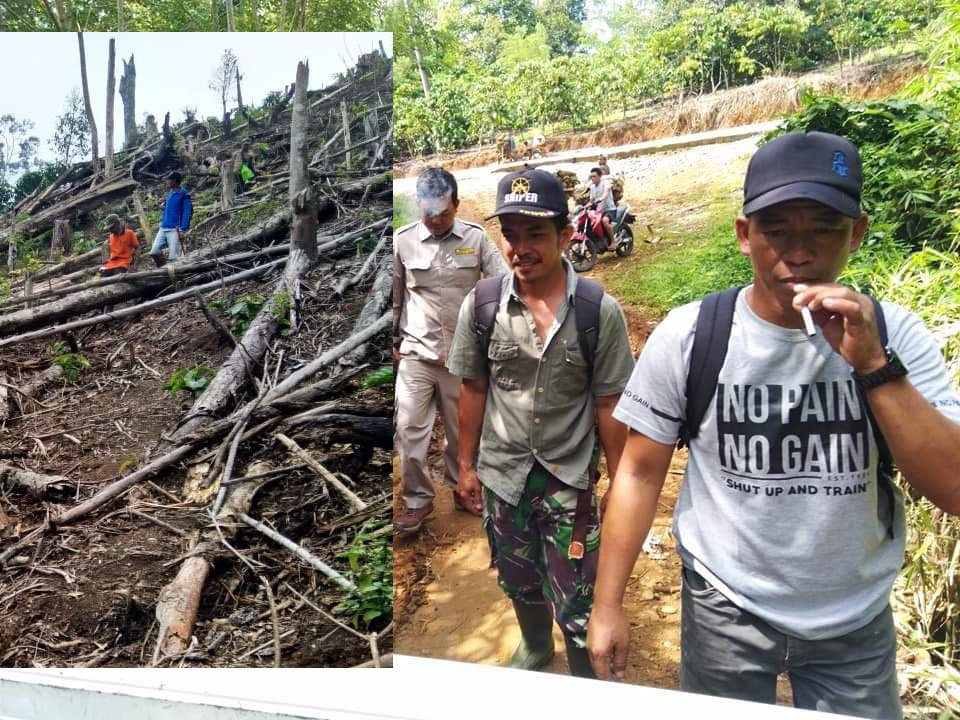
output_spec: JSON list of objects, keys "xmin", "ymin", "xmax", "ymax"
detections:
[
  {"xmin": 488, "ymin": 341, "xmax": 523, "ymax": 391},
  {"xmin": 552, "ymin": 340, "xmax": 591, "ymax": 396},
  {"xmin": 407, "ymin": 258, "xmax": 438, "ymax": 288},
  {"xmin": 451, "ymin": 252, "xmax": 480, "ymax": 287}
]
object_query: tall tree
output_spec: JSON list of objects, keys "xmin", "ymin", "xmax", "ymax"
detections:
[
  {"xmin": 76, "ymin": 32, "xmax": 100, "ymax": 175},
  {"xmin": 209, "ymin": 49, "xmax": 239, "ymax": 137},
  {"xmin": 226, "ymin": 0, "xmax": 236, "ymax": 30},
  {"xmin": 104, "ymin": 37, "xmax": 116, "ymax": 176},
  {"xmin": 119, "ymin": 54, "xmax": 137, "ymax": 147},
  {"xmin": 0, "ymin": 115, "xmax": 39, "ymax": 183},
  {"xmin": 50, "ymin": 90, "xmax": 91, "ymax": 166}
]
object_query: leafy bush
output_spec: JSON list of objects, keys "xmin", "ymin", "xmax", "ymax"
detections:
[
  {"xmin": 165, "ymin": 365, "xmax": 216, "ymax": 397},
  {"xmin": 227, "ymin": 294, "xmax": 266, "ymax": 336},
  {"xmin": 362, "ymin": 366, "xmax": 394, "ymax": 389},
  {"xmin": 334, "ymin": 519, "xmax": 393, "ymax": 629},
  {"xmin": 771, "ymin": 93, "xmax": 960, "ymax": 260},
  {"xmin": 51, "ymin": 352, "xmax": 90, "ymax": 383}
]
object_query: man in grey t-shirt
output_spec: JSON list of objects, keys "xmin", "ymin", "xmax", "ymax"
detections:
[
  {"xmin": 587, "ymin": 132, "xmax": 960, "ymax": 719},
  {"xmin": 588, "ymin": 167, "xmax": 617, "ymax": 250}
]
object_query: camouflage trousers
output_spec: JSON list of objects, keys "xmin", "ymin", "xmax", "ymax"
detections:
[{"xmin": 483, "ymin": 462, "xmax": 600, "ymax": 648}]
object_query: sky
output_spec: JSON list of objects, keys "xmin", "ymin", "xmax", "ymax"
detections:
[{"xmin": 0, "ymin": 32, "xmax": 393, "ymax": 167}]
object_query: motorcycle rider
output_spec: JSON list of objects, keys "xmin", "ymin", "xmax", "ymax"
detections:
[{"xmin": 588, "ymin": 167, "xmax": 617, "ymax": 251}]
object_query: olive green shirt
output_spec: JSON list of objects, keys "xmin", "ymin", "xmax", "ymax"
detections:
[{"xmin": 446, "ymin": 260, "xmax": 635, "ymax": 505}]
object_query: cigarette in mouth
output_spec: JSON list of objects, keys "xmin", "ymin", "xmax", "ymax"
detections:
[{"xmin": 801, "ymin": 305, "xmax": 816, "ymax": 336}]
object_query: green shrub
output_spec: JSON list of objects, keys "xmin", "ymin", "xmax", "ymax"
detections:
[
  {"xmin": 165, "ymin": 365, "xmax": 216, "ymax": 396},
  {"xmin": 333, "ymin": 519, "xmax": 393, "ymax": 629}
]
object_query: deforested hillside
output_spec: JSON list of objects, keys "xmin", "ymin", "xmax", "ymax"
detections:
[{"xmin": 0, "ymin": 49, "xmax": 393, "ymax": 668}]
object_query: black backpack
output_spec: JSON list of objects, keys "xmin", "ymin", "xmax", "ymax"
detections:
[
  {"xmin": 680, "ymin": 287, "xmax": 896, "ymax": 539},
  {"xmin": 473, "ymin": 276, "xmax": 605, "ymax": 371}
]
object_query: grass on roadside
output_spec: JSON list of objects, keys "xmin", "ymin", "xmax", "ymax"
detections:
[{"xmin": 606, "ymin": 188, "xmax": 752, "ymax": 317}]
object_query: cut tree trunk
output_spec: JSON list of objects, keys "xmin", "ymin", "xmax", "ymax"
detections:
[
  {"xmin": 290, "ymin": 61, "xmax": 317, "ymax": 262},
  {"xmin": 119, "ymin": 55, "xmax": 136, "ymax": 147},
  {"xmin": 220, "ymin": 159, "xmax": 235, "ymax": 210},
  {"xmin": 50, "ymin": 219, "xmax": 72, "ymax": 261},
  {"xmin": 77, "ymin": 32, "xmax": 100, "ymax": 176},
  {"xmin": 105, "ymin": 38, "xmax": 116, "ymax": 177},
  {"xmin": 0, "ymin": 464, "xmax": 71, "ymax": 497},
  {"xmin": 340, "ymin": 101, "xmax": 351, "ymax": 167},
  {"xmin": 133, "ymin": 188, "xmax": 152, "ymax": 240}
]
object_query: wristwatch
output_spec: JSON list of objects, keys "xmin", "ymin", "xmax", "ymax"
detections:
[{"xmin": 852, "ymin": 347, "xmax": 908, "ymax": 390}]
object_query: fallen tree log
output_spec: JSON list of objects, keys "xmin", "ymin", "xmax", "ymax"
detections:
[
  {"xmin": 169, "ymin": 249, "xmax": 312, "ymax": 444},
  {"xmin": 4, "ymin": 243, "xmax": 293, "ymax": 310},
  {"xmin": 0, "ymin": 258, "xmax": 286, "ymax": 349},
  {"xmin": 340, "ymin": 256, "xmax": 391, "ymax": 366},
  {"xmin": 0, "ymin": 176, "xmax": 138, "ymax": 244},
  {"xmin": 11, "ymin": 364, "xmax": 64, "ymax": 415},
  {"xmin": 287, "ymin": 413, "xmax": 392, "ymax": 449},
  {"xmin": 154, "ymin": 459, "xmax": 273, "ymax": 660},
  {"xmin": 0, "ymin": 464, "xmax": 71, "ymax": 497}
]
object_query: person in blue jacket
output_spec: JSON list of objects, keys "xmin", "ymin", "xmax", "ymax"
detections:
[{"xmin": 150, "ymin": 171, "xmax": 193, "ymax": 267}]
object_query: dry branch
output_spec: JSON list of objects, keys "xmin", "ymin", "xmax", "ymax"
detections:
[
  {"xmin": 237, "ymin": 511, "xmax": 355, "ymax": 591},
  {"xmin": 274, "ymin": 433, "xmax": 367, "ymax": 512}
]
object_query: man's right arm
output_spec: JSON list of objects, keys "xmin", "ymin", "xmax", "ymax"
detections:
[
  {"xmin": 588, "ymin": 430, "xmax": 674, "ymax": 680},
  {"xmin": 392, "ymin": 249, "xmax": 406, "ymax": 369},
  {"xmin": 457, "ymin": 375, "xmax": 488, "ymax": 514}
]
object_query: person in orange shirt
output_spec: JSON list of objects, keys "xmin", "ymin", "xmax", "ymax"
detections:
[{"xmin": 99, "ymin": 214, "xmax": 140, "ymax": 277}]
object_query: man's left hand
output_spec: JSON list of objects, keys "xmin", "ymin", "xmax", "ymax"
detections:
[{"xmin": 792, "ymin": 283, "xmax": 887, "ymax": 374}]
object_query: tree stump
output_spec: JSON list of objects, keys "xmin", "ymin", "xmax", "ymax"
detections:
[{"xmin": 50, "ymin": 219, "xmax": 73, "ymax": 261}]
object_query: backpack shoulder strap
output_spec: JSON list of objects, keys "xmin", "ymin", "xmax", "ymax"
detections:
[
  {"xmin": 473, "ymin": 277, "xmax": 504, "ymax": 355},
  {"xmin": 680, "ymin": 286, "xmax": 742, "ymax": 447},
  {"xmin": 573, "ymin": 277, "xmax": 604, "ymax": 369},
  {"xmin": 862, "ymin": 296, "xmax": 896, "ymax": 539}
]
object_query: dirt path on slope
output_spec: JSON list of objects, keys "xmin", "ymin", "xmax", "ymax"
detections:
[{"xmin": 393, "ymin": 137, "xmax": 757, "ymax": 685}]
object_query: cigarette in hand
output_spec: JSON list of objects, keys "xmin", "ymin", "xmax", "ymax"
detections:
[{"xmin": 801, "ymin": 305, "xmax": 816, "ymax": 336}]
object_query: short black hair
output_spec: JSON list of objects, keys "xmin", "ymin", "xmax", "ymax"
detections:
[
  {"xmin": 551, "ymin": 214, "xmax": 570, "ymax": 232},
  {"xmin": 589, "ymin": 167, "xmax": 603, "ymax": 176},
  {"xmin": 416, "ymin": 166, "xmax": 458, "ymax": 204},
  {"xmin": 169, "ymin": 171, "xmax": 183, "ymax": 184}
]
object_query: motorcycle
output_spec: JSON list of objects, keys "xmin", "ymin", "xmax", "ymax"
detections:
[{"xmin": 566, "ymin": 201, "xmax": 636, "ymax": 273}]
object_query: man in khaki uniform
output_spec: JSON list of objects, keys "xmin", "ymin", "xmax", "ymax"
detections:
[{"xmin": 394, "ymin": 167, "xmax": 508, "ymax": 534}]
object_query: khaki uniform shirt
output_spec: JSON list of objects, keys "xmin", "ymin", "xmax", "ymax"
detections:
[
  {"xmin": 446, "ymin": 260, "xmax": 635, "ymax": 505},
  {"xmin": 393, "ymin": 218, "xmax": 508, "ymax": 364}
]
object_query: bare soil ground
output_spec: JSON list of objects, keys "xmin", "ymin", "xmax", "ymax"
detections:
[
  {"xmin": 0, "ymin": 252, "xmax": 393, "ymax": 667},
  {"xmin": 393, "ymin": 137, "xmax": 756, "ymax": 686}
]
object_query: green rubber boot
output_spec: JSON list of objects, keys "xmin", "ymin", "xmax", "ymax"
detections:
[
  {"xmin": 563, "ymin": 634, "xmax": 597, "ymax": 679},
  {"xmin": 506, "ymin": 600, "xmax": 555, "ymax": 670}
]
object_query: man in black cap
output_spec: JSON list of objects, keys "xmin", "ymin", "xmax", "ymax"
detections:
[
  {"xmin": 446, "ymin": 169, "xmax": 634, "ymax": 676},
  {"xmin": 588, "ymin": 132, "xmax": 960, "ymax": 718}
]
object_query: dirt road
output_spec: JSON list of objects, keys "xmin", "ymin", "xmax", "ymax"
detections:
[{"xmin": 393, "ymin": 136, "xmax": 757, "ymax": 685}]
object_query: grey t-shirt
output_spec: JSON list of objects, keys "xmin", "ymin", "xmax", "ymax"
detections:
[
  {"xmin": 613, "ymin": 288, "xmax": 960, "ymax": 640},
  {"xmin": 589, "ymin": 177, "xmax": 616, "ymax": 212}
]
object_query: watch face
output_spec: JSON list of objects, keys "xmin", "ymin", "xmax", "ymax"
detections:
[{"xmin": 855, "ymin": 348, "xmax": 908, "ymax": 389}]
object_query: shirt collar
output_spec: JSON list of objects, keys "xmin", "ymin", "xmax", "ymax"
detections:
[{"xmin": 417, "ymin": 218, "xmax": 465, "ymax": 243}]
